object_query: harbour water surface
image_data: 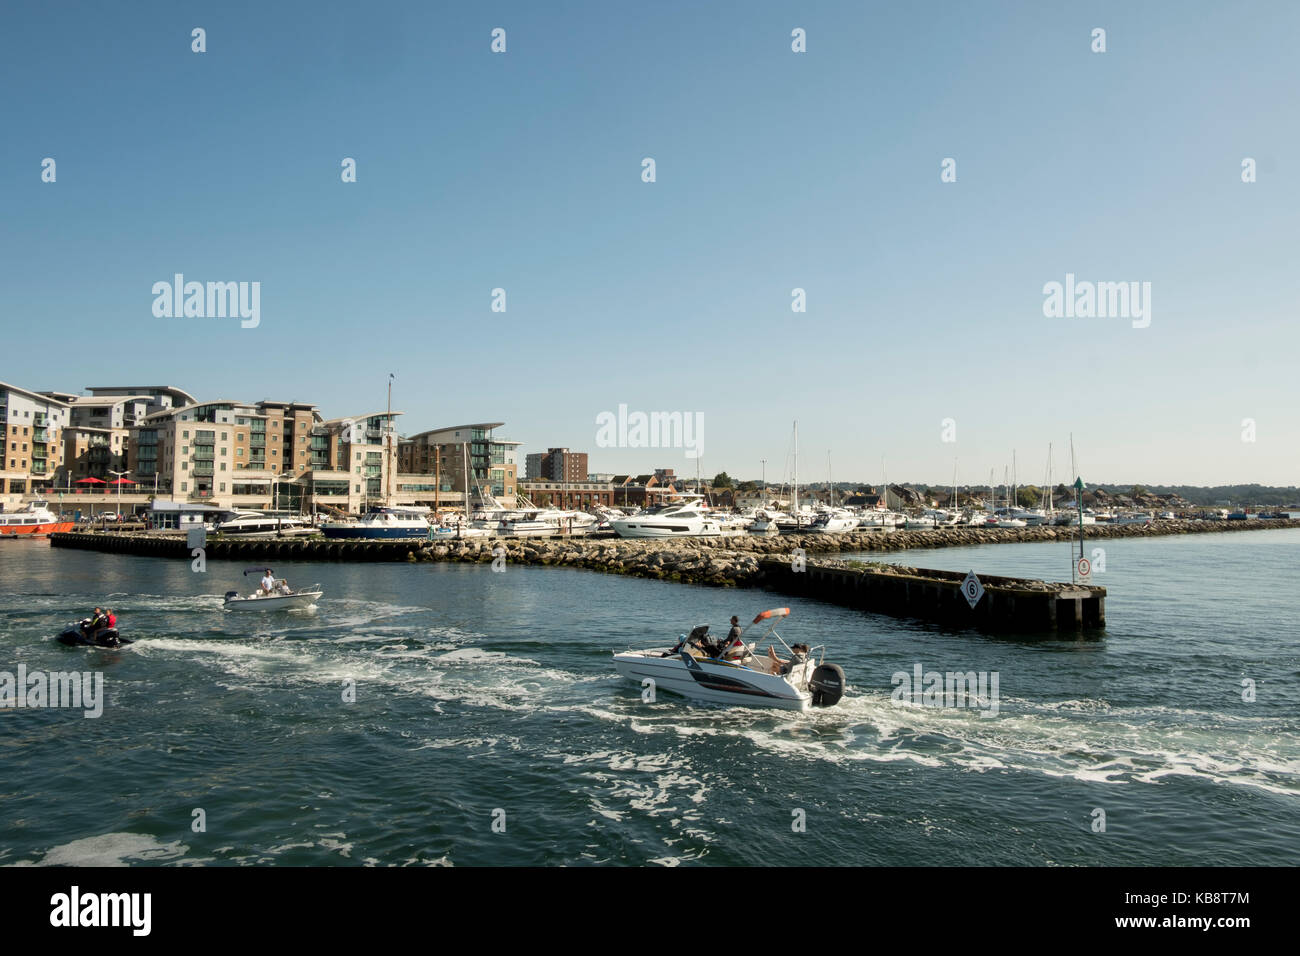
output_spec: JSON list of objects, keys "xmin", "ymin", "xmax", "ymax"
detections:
[{"xmin": 1, "ymin": 529, "xmax": 1297, "ymax": 866}]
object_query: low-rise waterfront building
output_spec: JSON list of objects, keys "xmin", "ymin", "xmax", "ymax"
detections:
[{"xmin": 516, "ymin": 479, "xmax": 614, "ymax": 509}]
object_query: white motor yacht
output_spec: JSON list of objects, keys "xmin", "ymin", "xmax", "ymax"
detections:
[
  {"xmin": 214, "ymin": 511, "xmax": 309, "ymax": 535},
  {"xmin": 612, "ymin": 608, "xmax": 845, "ymax": 712},
  {"xmin": 806, "ymin": 508, "xmax": 859, "ymax": 533},
  {"xmin": 611, "ymin": 495, "xmax": 722, "ymax": 539},
  {"xmin": 322, "ymin": 506, "xmax": 430, "ymax": 539}
]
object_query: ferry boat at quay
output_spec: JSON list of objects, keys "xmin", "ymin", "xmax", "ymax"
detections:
[{"xmin": 0, "ymin": 500, "xmax": 75, "ymax": 537}]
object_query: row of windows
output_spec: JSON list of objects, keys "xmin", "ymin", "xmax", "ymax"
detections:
[{"xmin": 179, "ymin": 428, "xmax": 299, "ymax": 443}]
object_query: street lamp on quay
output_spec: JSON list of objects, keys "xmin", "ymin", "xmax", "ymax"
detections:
[{"xmin": 108, "ymin": 470, "xmax": 131, "ymax": 525}]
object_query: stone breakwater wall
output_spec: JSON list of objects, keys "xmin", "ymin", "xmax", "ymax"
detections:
[{"xmin": 50, "ymin": 529, "xmax": 1118, "ymax": 631}]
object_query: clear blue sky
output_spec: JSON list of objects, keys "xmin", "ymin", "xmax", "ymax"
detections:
[{"xmin": 3, "ymin": 1, "xmax": 1297, "ymax": 487}]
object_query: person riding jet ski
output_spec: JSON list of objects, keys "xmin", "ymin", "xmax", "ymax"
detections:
[{"xmin": 80, "ymin": 607, "xmax": 108, "ymax": 639}]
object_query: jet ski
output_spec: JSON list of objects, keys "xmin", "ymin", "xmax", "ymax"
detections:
[
  {"xmin": 57, "ymin": 622, "xmax": 133, "ymax": 648},
  {"xmin": 612, "ymin": 608, "xmax": 845, "ymax": 712}
]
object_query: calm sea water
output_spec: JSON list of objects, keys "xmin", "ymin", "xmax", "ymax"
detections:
[{"xmin": 1, "ymin": 528, "xmax": 1297, "ymax": 866}]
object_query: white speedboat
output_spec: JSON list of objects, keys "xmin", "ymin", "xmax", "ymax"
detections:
[
  {"xmin": 1011, "ymin": 508, "xmax": 1048, "ymax": 526},
  {"xmin": 223, "ymin": 568, "xmax": 322, "ymax": 611},
  {"xmin": 430, "ymin": 520, "xmax": 493, "ymax": 539},
  {"xmin": 1113, "ymin": 512, "xmax": 1153, "ymax": 526},
  {"xmin": 748, "ymin": 508, "xmax": 788, "ymax": 534},
  {"xmin": 611, "ymin": 495, "xmax": 722, "ymax": 538},
  {"xmin": 612, "ymin": 608, "xmax": 845, "ymax": 712},
  {"xmin": 856, "ymin": 509, "xmax": 903, "ymax": 530}
]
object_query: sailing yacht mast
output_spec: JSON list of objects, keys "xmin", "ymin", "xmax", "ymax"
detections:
[
  {"xmin": 462, "ymin": 443, "xmax": 470, "ymax": 516},
  {"xmin": 827, "ymin": 451, "xmax": 833, "ymax": 507},
  {"xmin": 1046, "ymin": 443, "xmax": 1053, "ymax": 512},
  {"xmin": 385, "ymin": 373, "xmax": 395, "ymax": 506},
  {"xmin": 792, "ymin": 421, "xmax": 799, "ymax": 516}
]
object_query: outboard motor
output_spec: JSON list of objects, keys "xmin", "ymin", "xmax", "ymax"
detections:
[
  {"xmin": 225, "ymin": 590, "xmax": 238, "ymax": 601},
  {"xmin": 809, "ymin": 663, "xmax": 845, "ymax": 707}
]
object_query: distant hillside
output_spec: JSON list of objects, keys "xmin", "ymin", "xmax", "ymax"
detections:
[
  {"xmin": 796, "ymin": 482, "xmax": 1300, "ymax": 508},
  {"xmin": 1091, "ymin": 485, "xmax": 1300, "ymax": 507}
]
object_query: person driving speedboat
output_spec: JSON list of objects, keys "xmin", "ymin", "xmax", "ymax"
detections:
[{"xmin": 259, "ymin": 569, "xmax": 275, "ymax": 595}]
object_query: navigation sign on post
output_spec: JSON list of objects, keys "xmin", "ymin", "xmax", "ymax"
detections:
[
  {"xmin": 1077, "ymin": 556, "xmax": 1091, "ymax": 584},
  {"xmin": 961, "ymin": 570, "xmax": 985, "ymax": 609},
  {"xmin": 187, "ymin": 526, "xmax": 207, "ymax": 551}
]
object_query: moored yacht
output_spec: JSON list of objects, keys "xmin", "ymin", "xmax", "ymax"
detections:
[
  {"xmin": 213, "ymin": 511, "xmax": 309, "ymax": 535},
  {"xmin": 611, "ymin": 495, "xmax": 722, "ymax": 538},
  {"xmin": 806, "ymin": 508, "xmax": 859, "ymax": 533},
  {"xmin": 322, "ymin": 506, "xmax": 431, "ymax": 539}
]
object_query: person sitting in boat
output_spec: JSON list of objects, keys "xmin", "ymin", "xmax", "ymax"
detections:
[
  {"xmin": 104, "ymin": 608, "xmax": 118, "ymax": 631},
  {"xmin": 765, "ymin": 643, "xmax": 810, "ymax": 675},
  {"xmin": 278, "ymin": 579, "xmax": 292, "ymax": 595},
  {"xmin": 259, "ymin": 570, "xmax": 275, "ymax": 595}
]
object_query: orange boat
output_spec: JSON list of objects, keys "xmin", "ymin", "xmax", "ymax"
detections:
[{"xmin": 0, "ymin": 500, "xmax": 75, "ymax": 537}]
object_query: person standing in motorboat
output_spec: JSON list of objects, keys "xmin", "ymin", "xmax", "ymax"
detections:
[
  {"xmin": 720, "ymin": 616, "xmax": 748, "ymax": 661},
  {"xmin": 260, "ymin": 569, "xmax": 275, "ymax": 595}
]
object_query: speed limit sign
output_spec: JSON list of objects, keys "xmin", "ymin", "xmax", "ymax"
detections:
[
  {"xmin": 961, "ymin": 570, "xmax": 985, "ymax": 608},
  {"xmin": 1077, "ymin": 556, "xmax": 1092, "ymax": 582}
]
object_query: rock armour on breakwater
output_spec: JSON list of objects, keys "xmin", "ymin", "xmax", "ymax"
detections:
[{"xmin": 692, "ymin": 517, "xmax": 1300, "ymax": 556}]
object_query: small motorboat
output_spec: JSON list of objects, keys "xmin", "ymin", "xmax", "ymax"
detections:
[
  {"xmin": 612, "ymin": 608, "xmax": 845, "ymax": 712},
  {"xmin": 223, "ymin": 567, "xmax": 322, "ymax": 611},
  {"xmin": 57, "ymin": 622, "xmax": 133, "ymax": 648}
]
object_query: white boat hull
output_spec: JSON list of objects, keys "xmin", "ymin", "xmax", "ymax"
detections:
[
  {"xmin": 224, "ymin": 590, "xmax": 322, "ymax": 611},
  {"xmin": 612, "ymin": 650, "xmax": 813, "ymax": 711},
  {"xmin": 612, "ymin": 520, "xmax": 722, "ymax": 538}
]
